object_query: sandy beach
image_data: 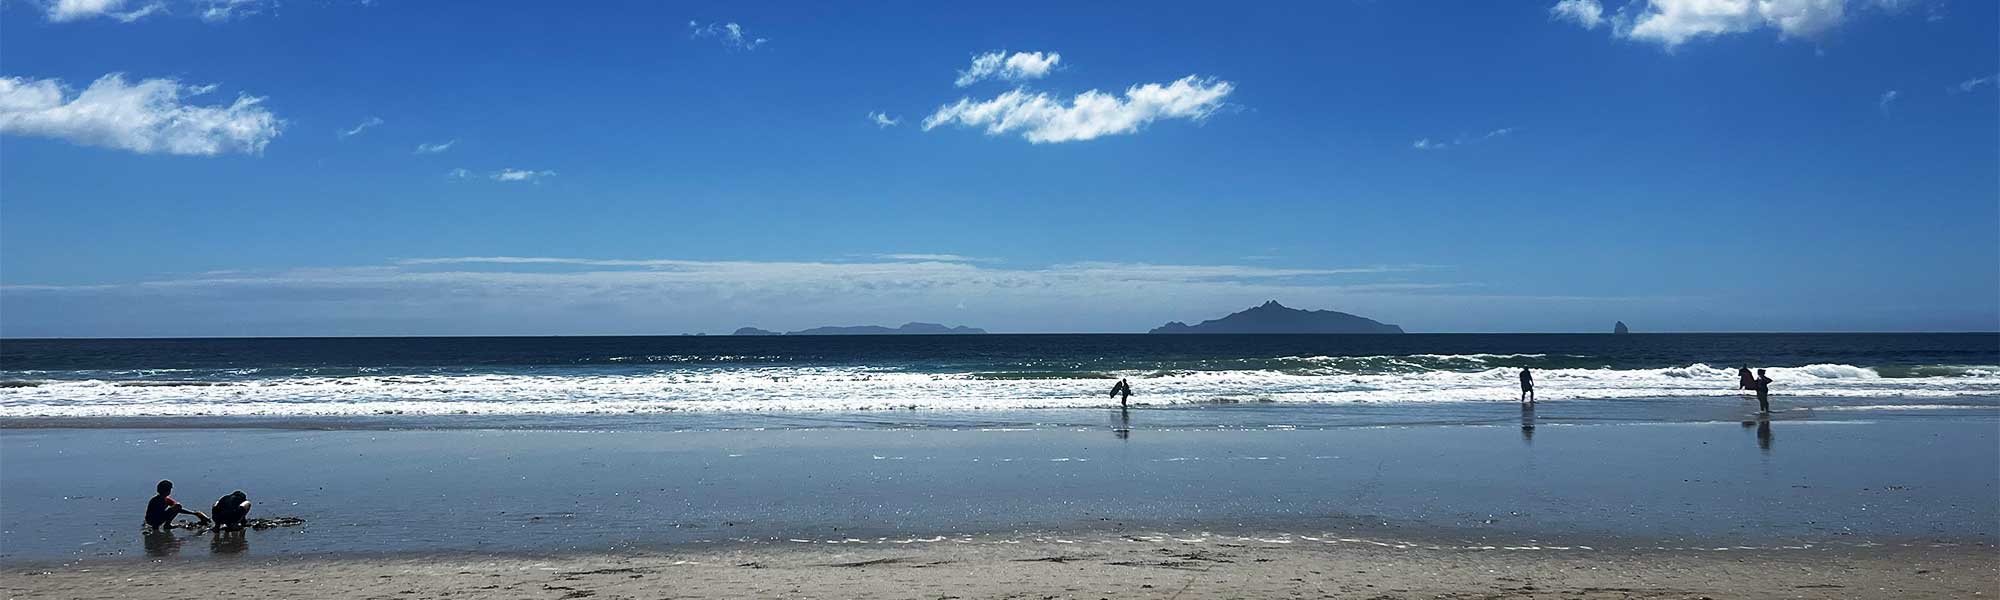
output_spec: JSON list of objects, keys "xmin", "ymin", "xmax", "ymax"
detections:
[{"xmin": 8, "ymin": 534, "xmax": 1995, "ymax": 599}]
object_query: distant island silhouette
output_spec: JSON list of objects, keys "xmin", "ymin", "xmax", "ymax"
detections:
[
  {"xmin": 1614, "ymin": 321, "xmax": 1631, "ymax": 334},
  {"xmin": 734, "ymin": 323, "xmax": 987, "ymax": 335},
  {"xmin": 1150, "ymin": 301, "xmax": 1404, "ymax": 334}
]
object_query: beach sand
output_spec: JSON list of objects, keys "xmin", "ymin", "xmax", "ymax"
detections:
[{"xmin": 6, "ymin": 535, "xmax": 1994, "ymax": 599}]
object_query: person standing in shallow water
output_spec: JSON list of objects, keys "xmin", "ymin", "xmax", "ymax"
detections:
[
  {"xmin": 1753, "ymin": 369, "xmax": 1774, "ymax": 413},
  {"xmin": 1518, "ymin": 368, "xmax": 1535, "ymax": 404},
  {"xmin": 1109, "ymin": 378, "xmax": 1132, "ymax": 408}
]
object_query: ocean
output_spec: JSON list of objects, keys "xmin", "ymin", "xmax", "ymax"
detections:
[
  {"xmin": 3, "ymin": 333, "xmax": 1997, "ymax": 562},
  {"xmin": 1, "ymin": 333, "xmax": 1995, "ymax": 425}
]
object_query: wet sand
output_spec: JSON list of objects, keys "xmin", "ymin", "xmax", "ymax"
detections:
[{"xmin": 6, "ymin": 534, "xmax": 1994, "ymax": 599}]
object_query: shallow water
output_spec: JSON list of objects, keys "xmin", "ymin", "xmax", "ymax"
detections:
[{"xmin": 3, "ymin": 416, "xmax": 1993, "ymax": 563}]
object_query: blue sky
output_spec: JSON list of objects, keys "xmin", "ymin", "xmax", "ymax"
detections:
[{"xmin": 1, "ymin": 0, "xmax": 1995, "ymax": 336}]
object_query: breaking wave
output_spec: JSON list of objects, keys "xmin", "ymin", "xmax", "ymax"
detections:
[{"xmin": 1, "ymin": 361, "xmax": 1996, "ymax": 418}]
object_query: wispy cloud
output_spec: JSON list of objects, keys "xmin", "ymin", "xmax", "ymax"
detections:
[
  {"xmin": 0, "ymin": 74, "xmax": 281, "ymax": 156},
  {"xmin": 46, "ymin": 0, "xmax": 165, "ymax": 22},
  {"xmin": 871, "ymin": 253, "xmax": 985, "ymax": 262},
  {"xmin": 1411, "ymin": 127, "xmax": 1514, "ymax": 151},
  {"xmin": 447, "ymin": 168, "xmax": 471, "ymax": 179},
  {"xmin": 688, "ymin": 20, "xmax": 766, "ymax": 50},
  {"xmin": 1549, "ymin": 0, "xmax": 1604, "ymax": 29},
  {"xmin": 199, "ymin": 0, "xmax": 262, "ymax": 22},
  {"xmin": 867, "ymin": 112, "xmax": 900, "ymax": 128},
  {"xmin": 491, "ymin": 168, "xmax": 555, "ymax": 182},
  {"xmin": 924, "ymin": 75, "xmax": 1233, "ymax": 143},
  {"xmin": 414, "ymin": 140, "xmax": 456, "ymax": 154},
  {"xmin": 44, "ymin": 0, "xmax": 272, "ymax": 23},
  {"xmin": 1878, "ymin": 89, "xmax": 1900, "ymax": 112},
  {"xmin": 954, "ymin": 51, "xmax": 1062, "ymax": 87},
  {"xmin": 338, "ymin": 116, "xmax": 383, "ymax": 139},
  {"xmin": 1953, "ymin": 74, "xmax": 1996, "ymax": 93}
]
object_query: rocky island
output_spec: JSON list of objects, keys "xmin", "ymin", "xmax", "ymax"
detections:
[
  {"xmin": 733, "ymin": 323, "xmax": 986, "ymax": 335},
  {"xmin": 1150, "ymin": 301, "xmax": 1403, "ymax": 334}
]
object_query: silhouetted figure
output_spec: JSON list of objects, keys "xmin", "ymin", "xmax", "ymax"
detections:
[
  {"xmin": 211, "ymin": 490, "xmax": 252, "ymax": 530},
  {"xmin": 1518, "ymin": 368, "xmax": 1535, "ymax": 404},
  {"xmin": 1109, "ymin": 378, "xmax": 1132, "ymax": 408},
  {"xmin": 1737, "ymin": 366, "xmax": 1755, "ymax": 391},
  {"xmin": 144, "ymin": 480, "xmax": 210, "ymax": 531},
  {"xmin": 1520, "ymin": 403, "xmax": 1535, "ymax": 443},
  {"xmin": 1753, "ymin": 369, "xmax": 1773, "ymax": 413}
]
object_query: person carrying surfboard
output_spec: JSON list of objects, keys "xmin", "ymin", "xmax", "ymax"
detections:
[
  {"xmin": 1109, "ymin": 378, "xmax": 1132, "ymax": 408},
  {"xmin": 1518, "ymin": 368, "xmax": 1535, "ymax": 404}
]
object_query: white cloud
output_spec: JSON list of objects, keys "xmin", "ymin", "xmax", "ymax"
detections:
[
  {"xmin": 447, "ymin": 168, "xmax": 471, "ymax": 179},
  {"xmin": 689, "ymin": 20, "xmax": 766, "ymax": 50},
  {"xmin": 492, "ymin": 168, "xmax": 555, "ymax": 182},
  {"xmin": 954, "ymin": 51, "xmax": 1062, "ymax": 87},
  {"xmin": 1877, "ymin": 89, "xmax": 1899, "ymax": 111},
  {"xmin": 0, "ymin": 74, "xmax": 281, "ymax": 156},
  {"xmin": 1954, "ymin": 74, "xmax": 1995, "ymax": 93},
  {"xmin": 415, "ymin": 140, "xmax": 455, "ymax": 154},
  {"xmin": 199, "ymin": 0, "xmax": 261, "ymax": 22},
  {"xmin": 1556, "ymin": 0, "xmax": 1921, "ymax": 48},
  {"xmin": 867, "ymin": 112, "xmax": 900, "ymax": 128},
  {"xmin": 923, "ymin": 75, "xmax": 1233, "ymax": 143},
  {"xmin": 1627, "ymin": 0, "xmax": 1845, "ymax": 47},
  {"xmin": 338, "ymin": 116, "xmax": 383, "ymax": 139},
  {"xmin": 1411, "ymin": 138, "xmax": 1443, "ymax": 150},
  {"xmin": 1550, "ymin": 0, "xmax": 1606, "ymax": 29},
  {"xmin": 46, "ymin": 0, "xmax": 164, "ymax": 22}
]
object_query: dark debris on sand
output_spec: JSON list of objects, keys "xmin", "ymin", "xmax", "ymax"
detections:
[{"xmin": 246, "ymin": 517, "xmax": 307, "ymax": 530}]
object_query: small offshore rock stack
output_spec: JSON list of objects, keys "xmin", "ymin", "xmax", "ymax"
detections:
[{"xmin": 1614, "ymin": 321, "xmax": 1630, "ymax": 334}]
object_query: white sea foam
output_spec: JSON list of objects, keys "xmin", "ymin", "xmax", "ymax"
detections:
[{"xmin": 0, "ymin": 363, "xmax": 1995, "ymax": 418}]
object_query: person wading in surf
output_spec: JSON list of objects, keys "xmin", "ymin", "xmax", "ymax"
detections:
[
  {"xmin": 1753, "ymin": 369, "xmax": 1774, "ymax": 413},
  {"xmin": 1109, "ymin": 378, "xmax": 1132, "ymax": 408},
  {"xmin": 1518, "ymin": 368, "xmax": 1536, "ymax": 404}
]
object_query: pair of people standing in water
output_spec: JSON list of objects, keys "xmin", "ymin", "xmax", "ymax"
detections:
[{"xmin": 1738, "ymin": 366, "xmax": 1774, "ymax": 413}]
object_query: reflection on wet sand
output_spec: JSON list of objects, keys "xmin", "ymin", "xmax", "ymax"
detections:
[
  {"xmin": 1519, "ymin": 404, "xmax": 1535, "ymax": 443},
  {"xmin": 211, "ymin": 529, "xmax": 249, "ymax": 555},
  {"xmin": 1741, "ymin": 419, "xmax": 1774, "ymax": 452},
  {"xmin": 1112, "ymin": 407, "xmax": 1131, "ymax": 440},
  {"xmin": 142, "ymin": 530, "xmax": 184, "ymax": 557}
]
